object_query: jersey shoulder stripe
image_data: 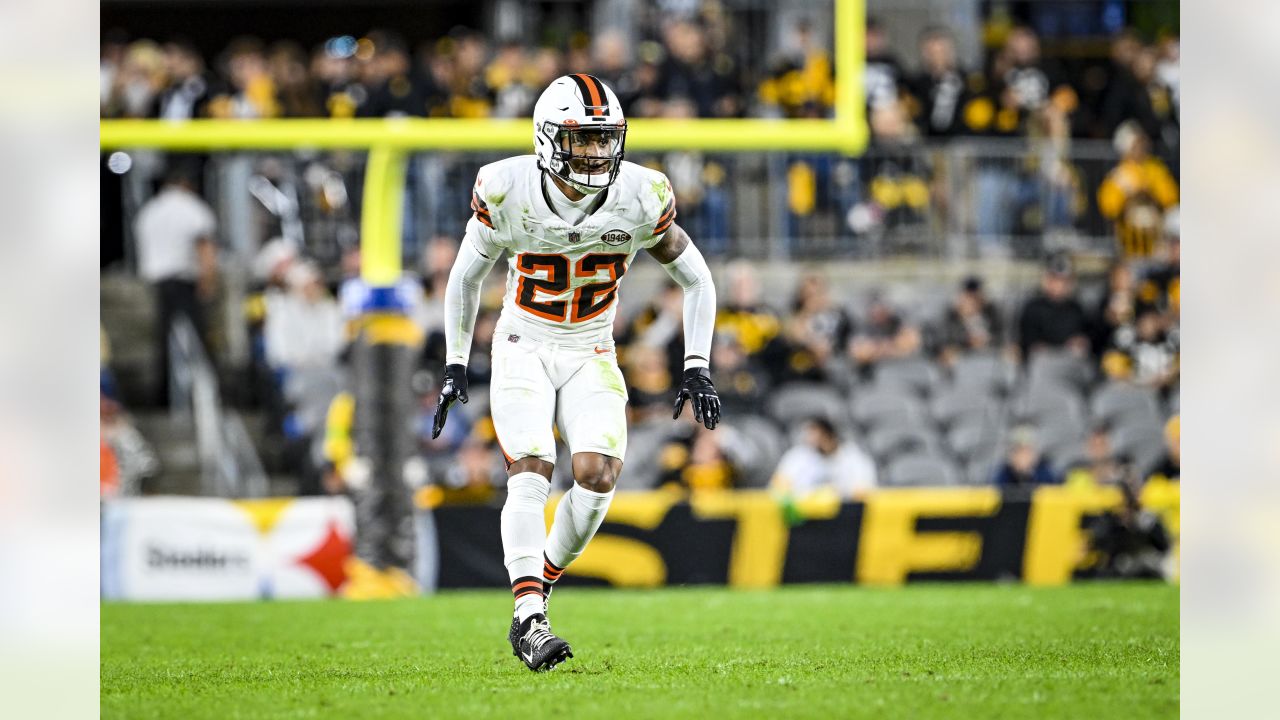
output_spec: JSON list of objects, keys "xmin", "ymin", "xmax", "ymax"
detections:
[
  {"xmin": 471, "ymin": 190, "xmax": 493, "ymax": 229},
  {"xmin": 472, "ymin": 156, "xmax": 540, "ymax": 231},
  {"xmin": 615, "ymin": 161, "xmax": 677, "ymax": 240}
]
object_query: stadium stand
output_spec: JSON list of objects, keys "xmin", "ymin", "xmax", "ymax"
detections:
[{"xmin": 101, "ymin": 6, "xmax": 1179, "ymax": 502}]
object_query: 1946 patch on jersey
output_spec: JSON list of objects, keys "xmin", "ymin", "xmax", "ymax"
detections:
[{"xmin": 601, "ymin": 229, "xmax": 632, "ymax": 246}]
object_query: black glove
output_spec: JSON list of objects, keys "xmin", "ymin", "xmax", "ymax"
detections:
[
  {"xmin": 673, "ymin": 367, "xmax": 721, "ymax": 430},
  {"xmin": 431, "ymin": 364, "xmax": 469, "ymax": 439}
]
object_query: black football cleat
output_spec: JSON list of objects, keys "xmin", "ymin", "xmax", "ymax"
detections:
[
  {"xmin": 512, "ymin": 613, "xmax": 572, "ymax": 672},
  {"xmin": 507, "ymin": 585, "xmax": 554, "ymax": 657},
  {"xmin": 508, "ymin": 615, "xmax": 522, "ymax": 658}
]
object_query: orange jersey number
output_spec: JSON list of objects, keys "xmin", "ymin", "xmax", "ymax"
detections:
[
  {"xmin": 572, "ymin": 254, "xmax": 628, "ymax": 322},
  {"xmin": 514, "ymin": 252, "xmax": 628, "ymax": 323}
]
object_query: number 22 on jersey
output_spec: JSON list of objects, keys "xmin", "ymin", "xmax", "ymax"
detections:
[{"xmin": 515, "ymin": 253, "xmax": 628, "ymax": 323}]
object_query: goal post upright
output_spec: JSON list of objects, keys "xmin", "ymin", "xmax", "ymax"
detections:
[{"xmin": 97, "ymin": 1, "xmax": 864, "ymax": 519}]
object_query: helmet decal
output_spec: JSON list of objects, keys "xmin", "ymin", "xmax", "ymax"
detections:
[{"xmin": 567, "ymin": 73, "xmax": 609, "ymax": 116}]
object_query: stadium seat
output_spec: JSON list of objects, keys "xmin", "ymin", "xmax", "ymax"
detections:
[
  {"xmin": 964, "ymin": 451, "xmax": 1002, "ymax": 485},
  {"xmin": 870, "ymin": 357, "xmax": 940, "ymax": 397},
  {"xmin": 766, "ymin": 382, "xmax": 852, "ymax": 430},
  {"xmin": 1026, "ymin": 349, "xmax": 1094, "ymax": 392},
  {"xmin": 1036, "ymin": 420, "xmax": 1087, "ymax": 469},
  {"xmin": 1110, "ymin": 422, "xmax": 1165, "ymax": 477},
  {"xmin": 850, "ymin": 386, "xmax": 928, "ymax": 432},
  {"xmin": 931, "ymin": 386, "xmax": 1001, "ymax": 429},
  {"xmin": 867, "ymin": 424, "xmax": 942, "ymax": 463},
  {"xmin": 621, "ymin": 419, "xmax": 671, "ymax": 490},
  {"xmin": 731, "ymin": 414, "xmax": 787, "ymax": 489},
  {"xmin": 1090, "ymin": 381, "xmax": 1162, "ymax": 430},
  {"xmin": 950, "ymin": 351, "xmax": 1016, "ymax": 395},
  {"xmin": 1048, "ymin": 440, "xmax": 1091, "ymax": 476},
  {"xmin": 884, "ymin": 454, "xmax": 961, "ymax": 487},
  {"xmin": 1011, "ymin": 383, "xmax": 1087, "ymax": 429},
  {"xmin": 946, "ymin": 418, "xmax": 1003, "ymax": 463}
]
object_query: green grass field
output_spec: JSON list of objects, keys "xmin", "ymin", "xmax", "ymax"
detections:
[{"xmin": 102, "ymin": 583, "xmax": 1178, "ymax": 719}]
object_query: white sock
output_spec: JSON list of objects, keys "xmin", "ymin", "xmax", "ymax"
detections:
[
  {"xmin": 544, "ymin": 483, "xmax": 616, "ymax": 578},
  {"xmin": 501, "ymin": 472, "xmax": 550, "ymax": 622}
]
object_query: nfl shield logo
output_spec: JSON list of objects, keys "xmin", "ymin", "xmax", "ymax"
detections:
[{"xmin": 567, "ymin": 231, "xmax": 581, "ymax": 244}]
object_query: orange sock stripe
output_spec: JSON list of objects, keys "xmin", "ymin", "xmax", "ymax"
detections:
[{"xmin": 511, "ymin": 580, "xmax": 543, "ymax": 596}]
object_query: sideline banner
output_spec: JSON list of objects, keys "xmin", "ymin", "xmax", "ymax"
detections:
[
  {"xmin": 435, "ymin": 485, "xmax": 1180, "ymax": 589},
  {"xmin": 100, "ymin": 485, "xmax": 1179, "ymax": 600},
  {"xmin": 101, "ymin": 497, "xmax": 354, "ymax": 601}
]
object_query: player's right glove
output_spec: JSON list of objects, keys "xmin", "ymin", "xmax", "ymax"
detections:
[
  {"xmin": 431, "ymin": 364, "xmax": 469, "ymax": 439},
  {"xmin": 673, "ymin": 367, "xmax": 721, "ymax": 430}
]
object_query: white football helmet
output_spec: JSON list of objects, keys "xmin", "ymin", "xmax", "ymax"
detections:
[{"xmin": 533, "ymin": 74, "xmax": 627, "ymax": 194}]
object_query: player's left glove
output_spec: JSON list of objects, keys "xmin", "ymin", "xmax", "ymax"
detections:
[
  {"xmin": 673, "ymin": 367, "xmax": 721, "ymax": 430},
  {"xmin": 431, "ymin": 364, "xmax": 469, "ymax": 439}
]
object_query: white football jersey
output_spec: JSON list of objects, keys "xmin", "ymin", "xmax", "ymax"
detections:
[{"xmin": 466, "ymin": 155, "xmax": 677, "ymax": 347}]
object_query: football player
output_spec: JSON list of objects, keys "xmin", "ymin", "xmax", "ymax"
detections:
[{"xmin": 432, "ymin": 74, "xmax": 720, "ymax": 671}]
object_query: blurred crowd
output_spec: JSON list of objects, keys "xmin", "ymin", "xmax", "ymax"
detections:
[
  {"xmin": 102, "ymin": 15, "xmax": 1179, "ymax": 262},
  {"xmin": 99, "ymin": 21, "xmax": 747, "ymax": 123},
  {"xmin": 100, "ymin": 16, "xmax": 1177, "ymax": 150}
]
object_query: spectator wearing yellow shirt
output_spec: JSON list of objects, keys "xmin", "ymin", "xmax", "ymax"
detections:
[
  {"xmin": 1098, "ymin": 121, "xmax": 1179, "ymax": 259},
  {"xmin": 207, "ymin": 38, "xmax": 281, "ymax": 119},
  {"xmin": 757, "ymin": 18, "xmax": 834, "ymax": 120},
  {"xmin": 715, "ymin": 262, "xmax": 788, "ymax": 383}
]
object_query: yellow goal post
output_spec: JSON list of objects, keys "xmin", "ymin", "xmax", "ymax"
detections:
[{"xmin": 100, "ymin": 0, "xmax": 865, "ymax": 286}]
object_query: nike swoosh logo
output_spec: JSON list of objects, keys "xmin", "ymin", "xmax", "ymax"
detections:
[{"xmin": 594, "ymin": 347, "xmax": 609, "ymax": 354}]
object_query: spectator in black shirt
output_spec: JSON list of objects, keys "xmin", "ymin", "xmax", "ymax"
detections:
[
  {"xmin": 1075, "ymin": 30, "xmax": 1142, "ymax": 140},
  {"xmin": 909, "ymin": 26, "xmax": 970, "ymax": 138},
  {"xmin": 864, "ymin": 17, "xmax": 906, "ymax": 112},
  {"xmin": 1017, "ymin": 254, "xmax": 1090, "ymax": 361},
  {"xmin": 1090, "ymin": 260, "xmax": 1140, "ymax": 358},
  {"xmin": 848, "ymin": 292, "xmax": 922, "ymax": 380},
  {"xmin": 359, "ymin": 34, "xmax": 428, "ymax": 118},
  {"xmin": 995, "ymin": 25, "xmax": 1077, "ymax": 135},
  {"xmin": 939, "ymin": 276, "xmax": 1004, "ymax": 363},
  {"xmin": 1101, "ymin": 45, "xmax": 1178, "ymax": 162},
  {"xmin": 657, "ymin": 20, "xmax": 740, "ymax": 118},
  {"xmin": 782, "ymin": 272, "xmax": 853, "ymax": 383},
  {"xmin": 155, "ymin": 41, "xmax": 211, "ymax": 120}
]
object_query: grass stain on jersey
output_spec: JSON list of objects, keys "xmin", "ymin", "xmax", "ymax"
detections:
[
  {"xmin": 650, "ymin": 179, "xmax": 668, "ymax": 204},
  {"xmin": 489, "ymin": 191, "xmax": 507, "ymax": 206}
]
